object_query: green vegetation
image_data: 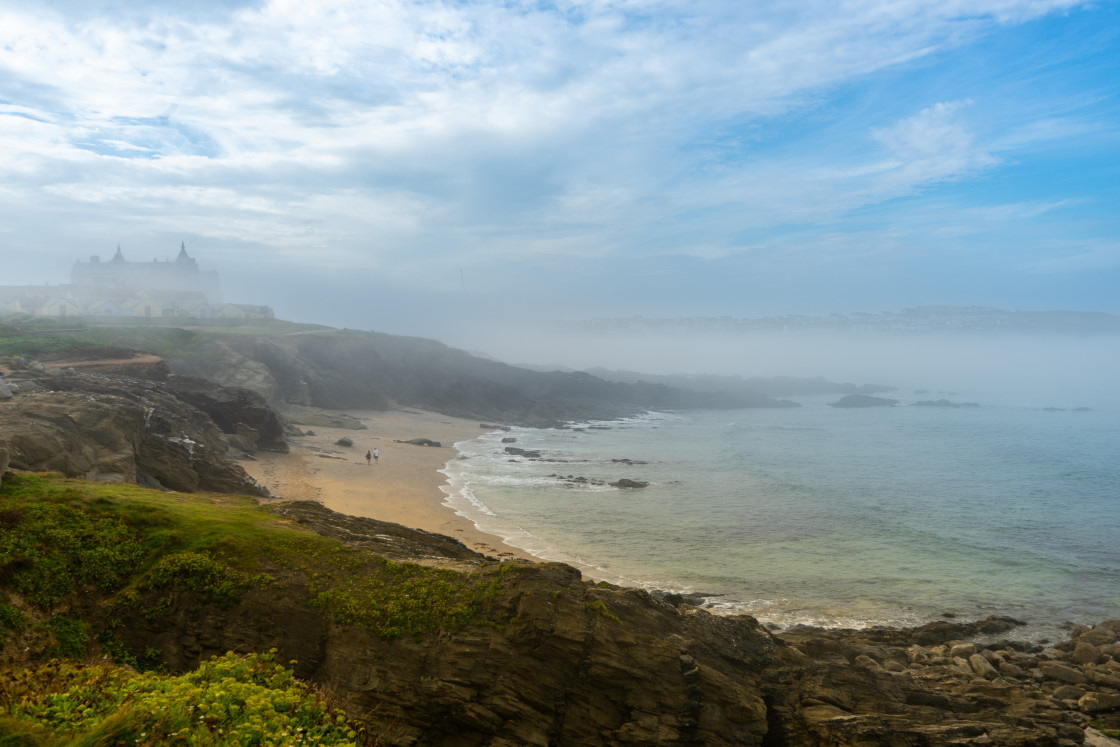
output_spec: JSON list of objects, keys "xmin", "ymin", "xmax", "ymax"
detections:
[
  {"xmin": 0, "ymin": 317, "xmax": 331, "ymax": 359},
  {"xmin": 0, "ymin": 603, "xmax": 25, "ymax": 648},
  {"xmin": 43, "ymin": 617, "xmax": 89, "ymax": 660},
  {"xmin": 585, "ymin": 599, "xmax": 621, "ymax": 624},
  {"xmin": 0, "ymin": 651, "xmax": 363, "ymax": 746},
  {"xmin": 0, "ymin": 470, "xmax": 522, "ymax": 744},
  {"xmin": 0, "ymin": 472, "xmax": 513, "ymax": 655},
  {"xmin": 306, "ymin": 554, "xmax": 513, "ymax": 640}
]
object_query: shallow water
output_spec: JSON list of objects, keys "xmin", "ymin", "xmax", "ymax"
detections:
[{"xmin": 440, "ymin": 395, "xmax": 1120, "ymax": 640}]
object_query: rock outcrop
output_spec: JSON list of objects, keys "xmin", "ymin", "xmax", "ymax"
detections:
[
  {"xmin": 100, "ymin": 500, "xmax": 1118, "ymax": 746},
  {"xmin": 829, "ymin": 394, "xmax": 900, "ymax": 408},
  {"xmin": 0, "ymin": 366, "xmax": 270, "ymax": 495}
]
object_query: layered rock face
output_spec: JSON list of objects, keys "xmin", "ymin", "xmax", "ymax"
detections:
[
  {"xmin": 108, "ymin": 501, "xmax": 1113, "ymax": 747},
  {"xmin": 0, "ymin": 359, "xmax": 273, "ymax": 495}
]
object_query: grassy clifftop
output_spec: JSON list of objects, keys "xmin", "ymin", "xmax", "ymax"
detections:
[{"xmin": 0, "ymin": 471, "xmax": 515, "ymax": 745}]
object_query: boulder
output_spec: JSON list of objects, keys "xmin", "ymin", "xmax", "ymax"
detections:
[
  {"xmin": 1079, "ymin": 692, "xmax": 1120, "ymax": 714},
  {"xmin": 0, "ymin": 379, "xmax": 12, "ymax": 400},
  {"xmin": 610, "ymin": 478, "xmax": 650, "ymax": 489},
  {"xmin": 968, "ymin": 653, "xmax": 999, "ymax": 679},
  {"xmin": 1072, "ymin": 640, "xmax": 1101, "ymax": 666},
  {"xmin": 504, "ymin": 446, "xmax": 541, "ymax": 458},
  {"xmin": 402, "ymin": 438, "xmax": 442, "ymax": 447},
  {"xmin": 1080, "ymin": 627, "xmax": 1118, "ymax": 646},
  {"xmin": 335, "ymin": 437, "xmax": 354, "ymax": 447},
  {"xmin": 1039, "ymin": 661, "xmax": 1088, "ymax": 685}
]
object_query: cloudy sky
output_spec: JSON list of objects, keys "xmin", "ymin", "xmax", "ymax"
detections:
[{"xmin": 1, "ymin": 0, "xmax": 1118, "ymax": 342}]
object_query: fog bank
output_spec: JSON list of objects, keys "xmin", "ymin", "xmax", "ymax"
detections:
[{"xmin": 444, "ymin": 326, "xmax": 1119, "ymax": 410}]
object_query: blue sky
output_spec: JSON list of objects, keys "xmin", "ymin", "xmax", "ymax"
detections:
[{"xmin": 1, "ymin": 0, "xmax": 1118, "ymax": 341}]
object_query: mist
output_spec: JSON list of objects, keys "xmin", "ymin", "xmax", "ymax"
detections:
[{"xmin": 439, "ymin": 323, "xmax": 1120, "ymax": 411}]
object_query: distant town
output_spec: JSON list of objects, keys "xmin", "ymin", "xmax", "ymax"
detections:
[{"xmin": 566, "ymin": 306, "xmax": 1120, "ymax": 336}]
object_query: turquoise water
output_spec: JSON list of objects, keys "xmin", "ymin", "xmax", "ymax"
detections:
[{"xmin": 440, "ymin": 396, "xmax": 1120, "ymax": 640}]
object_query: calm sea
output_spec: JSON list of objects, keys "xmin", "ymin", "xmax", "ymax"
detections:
[{"xmin": 440, "ymin": 394, "xmax": 1120, "ymax": 641}]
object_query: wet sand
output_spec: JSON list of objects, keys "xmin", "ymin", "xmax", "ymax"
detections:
[{"xmin": 238, "ymin": 408, "xmax": 535, "ymax": 562}]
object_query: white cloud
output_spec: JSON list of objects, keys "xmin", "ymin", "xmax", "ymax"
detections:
[{"xmin": 0, "ymin": 0, "xmax": 1112, "ymax": 313}]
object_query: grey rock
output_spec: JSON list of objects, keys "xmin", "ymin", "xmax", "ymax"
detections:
[
  {"xmin": 335, "ymin": 436, "xmax": 354, "ymax": 447},
  {"xmin": 0, "ymin": 373, "xmax": 269, "ymax": 496},
  {"xmin": 1040, "ymin": 661, "xmax": 1088, "ymax": 684},
  {"xmin": 0, "ymin": 379, "xmax": 12, "ymax": 399}
]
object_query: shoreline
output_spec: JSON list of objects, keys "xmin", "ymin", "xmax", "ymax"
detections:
[{"xmin": 237, "ymin": 408, "xmax": 538, "ymax": 563}]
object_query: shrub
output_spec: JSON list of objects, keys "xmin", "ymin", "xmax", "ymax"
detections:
[{"xmin": 0, "ymin": 652, "xmax": 363, "ymax": 746}]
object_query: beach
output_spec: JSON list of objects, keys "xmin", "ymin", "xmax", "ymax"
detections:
[{"xmin": 238, "ymin": 408, "xmax": 537, "ymax": 562}]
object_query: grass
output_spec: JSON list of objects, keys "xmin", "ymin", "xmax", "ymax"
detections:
[
  {"xmin": 0, "ymin": 472, "xmax": 515, "ymax": 656},
  {"xmin": 0, "ymin": 471, "xmax": 525, "ymax": 744},
  {"xmin": 0, "ymin": 651, "xmax": 364, "ymax": 746}
]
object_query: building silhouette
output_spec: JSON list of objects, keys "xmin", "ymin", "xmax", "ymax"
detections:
[{"xmin": 0, "ymin": 243, "xmax": 272, "ymax": 321}]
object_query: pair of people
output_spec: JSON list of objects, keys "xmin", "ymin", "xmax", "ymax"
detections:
[{"xmin": 365, "ymin": 448, "xmax": 379, "ymax": 465}]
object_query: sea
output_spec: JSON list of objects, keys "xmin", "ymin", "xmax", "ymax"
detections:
[{"xmin": 439, "ymin": 391, "xmax": 1120, "ymax": 642}]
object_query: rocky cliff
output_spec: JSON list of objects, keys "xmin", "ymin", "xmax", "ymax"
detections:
[
  {"xmin": 0, "ymin": 354, "xmax": 279, "ymax": 495},
  {"xmin": 2, "ymin": 321, "xmax": 795, "ymax": 427},
  {"xmin": 2, "ymin": 482, "xmax": 1114, "ymax": 747}
]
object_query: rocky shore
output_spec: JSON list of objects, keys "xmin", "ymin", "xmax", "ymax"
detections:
[
  {"xmin": 3, "ymin": 337, "xmax": 1119, "ymax": 744},
  {"xmin": 105, "ymin": 498, "xmax": 1120, "ymax": 746}
]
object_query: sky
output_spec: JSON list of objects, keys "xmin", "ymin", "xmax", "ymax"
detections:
[{"xmin": 1, "ymin": 0, "xmax": 1119, "ymax": 350}]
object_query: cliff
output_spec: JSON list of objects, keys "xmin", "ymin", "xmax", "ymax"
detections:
[
  {"xmin": 0, "ymin": 353, "xmax": 280, "ymax": 495},
  {"xmin": 1, "ymin": 320, "xmax": 794, "ymax": 428},
  {"xmin": 1, "ymin": 475, "xmax": 1117, "ymax": 745}
]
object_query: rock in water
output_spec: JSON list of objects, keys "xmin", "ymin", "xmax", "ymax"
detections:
[
  {"xmin": 829, "ymin": 394, "xmax": 900, "ymax": 407},
  {"xmin": 610, "ymin": 478, "xmax": 650, "ymax": 488}
]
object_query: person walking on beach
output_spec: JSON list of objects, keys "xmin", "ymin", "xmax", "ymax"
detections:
[
  {"xmin": 365, "ymin": 450, "xmax": 372, "ymax": 466},
  {"xmin": 373, "ymin": 448, "xmax": 379, "ymax": 464}
]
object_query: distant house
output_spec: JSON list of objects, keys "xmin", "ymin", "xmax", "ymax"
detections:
[
  {"xmin": 34, "ymin": 295, "xmax": 83, "ymax": 319},
  {"xmin": 215, "ymin": 303, "xmax": 274, "ymax": 320},
  {"xmin": 88, "ymin": 299, "xmax": 128, "ymax": 317},
  {"xmin": 179, "ymin": 298, "xmax": 213, "ymax": 319}
]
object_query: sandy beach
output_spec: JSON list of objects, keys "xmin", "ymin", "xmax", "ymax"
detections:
[{"xmin": 238, "ymin": 408, "xmax": 537, "ymax": 562}]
